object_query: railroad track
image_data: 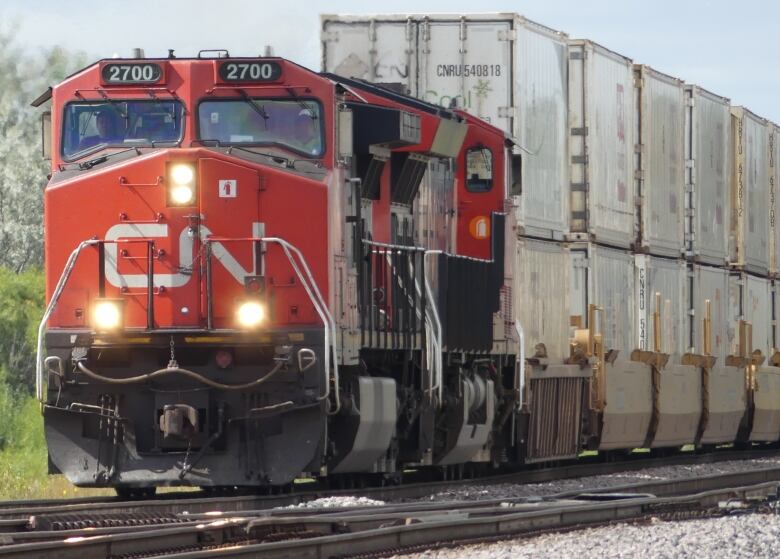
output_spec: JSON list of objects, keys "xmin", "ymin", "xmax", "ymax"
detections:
[
  {"xmin": 0, "ymin": 446, "xmax": 777, "ymax": 524},
  {"xmin": 1, "ymin": 464, "xmax": 779, "ymax": 558},
  {"xmin": 0, "ymin": 447, "xmax": 779, "ymax": 557}
]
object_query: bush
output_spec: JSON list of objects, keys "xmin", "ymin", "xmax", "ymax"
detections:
[{"xmin": 0, "ymin": 267, "xmax": 44, "ymax": 393}]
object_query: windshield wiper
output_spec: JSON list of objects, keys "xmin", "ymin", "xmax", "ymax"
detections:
[
  {"xmin": 227, "ymin": 145, "xmax": 291, "ymax": 167},
  {"xmin": 74, "ymin": 147, "xmax": 139, "ymax": 170},
  {"xmin": 235, "ymin": 89, "xmax": 269, "ymax": 127},
  {"xmin": 285, "ymin": 87, "xmax": 318, "ymax": 119}
]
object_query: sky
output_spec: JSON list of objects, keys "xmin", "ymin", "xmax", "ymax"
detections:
[{"xmin": 2, "ymin": 0, "xmax": 778, "ymax": 121}]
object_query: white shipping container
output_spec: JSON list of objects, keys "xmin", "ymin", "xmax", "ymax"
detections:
[
  {"xmin": 635, "ymin": 66, "xmax": 685, "ymax": 257},
  {"xmin": 770, "ymin": 124, "xmax": 779, "ymax": 275},
  {"xmin": 320, "ymin": 13, "xmax": 571, "ymax": 240},
  {"xmin": 729, "ymin": 273, "xmax": 775, "ymax": 358},
  {"xmin": 730, "ymin": 107, "xmax": 771, "ymax": 274},
  {"xmin": 568, "ymin": 40, "xmax": 636, "ymax": 248},
  {"xmin": 570, "ymin": 243, "xmax": 636, "ymax": 357},
  {"xmin": 634, "ymin": 255, "xmax": 686, "ymax": 357},
  {"xmin": 691, "ymin": 265, "xmax": 732, "ymax": 364},
  {"xmin": 513, "ymin": 238, "xmax": 570, "ymax": 361},
  {"xmin": 684, "ymin": 86, "xmax": 731, "ymax": 266},
  {"xmin": 321, "ymin": 17, "xmax": 416, "ymax": 92}
]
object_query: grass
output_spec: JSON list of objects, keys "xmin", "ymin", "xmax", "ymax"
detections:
[{"xmin": 0, "ymin": 394, "xmax": 113, "ymax": 500}]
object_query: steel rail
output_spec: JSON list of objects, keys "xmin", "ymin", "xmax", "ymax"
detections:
[
  {"xmin": 1, "ymin": 474, "xmax": 778, "ymax": 558},
  {"xmin": 0, "ymin": 447, "xmax": 778, "ymax": 523}
]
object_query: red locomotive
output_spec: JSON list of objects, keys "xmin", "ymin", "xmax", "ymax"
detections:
[{"xmin": 34, "ymin": 53, "xmax": 519, "ymax": 494}]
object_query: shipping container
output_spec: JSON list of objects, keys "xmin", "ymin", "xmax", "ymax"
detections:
[
  {"xmin": 513, "ymin": 238, "xmax": 570, "ymax": 361},
  {"xmin": 691, "ymin": 264, "xmax": 732, "ymax": 364},
  {"xmin": 770, "ymin": 124, "xmax": 779, "ymax": 275},
  {"xmin": 684, "ymin": 86, "xmax": 731, "ymax": 266},
  {"xmin": 634, "ymin": 255, "xmax": 686, "ymax": 357},
  {"xmin": 568, "ymin": 40, "xmax": 637, "ymax": 248},
  {"xmin": 730, "ymin": 107, "xmax": 771, "ymax": 274},
  {"xmin": 634, "ymin": 66, "xmax": 685, "ymax": 257},
  {"xmin": 570, "ymin": 243, "xmax": 636, "ymax": 357},
  {"xmin": 729, "ymin": 273, "xmax": 775, "ymax": 358},
  {"xmin": 321, "ymin": 16, "xmax": 415, "ymax": 93},
  {"xmin": 321, "ymin": 13, "xmax": 571, "ymax": 240}
]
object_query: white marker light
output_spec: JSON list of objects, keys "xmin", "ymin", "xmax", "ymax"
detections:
[
  {"xmin": 237, "ymin": 301, "xmax": 265, "ymax": 328},
  {"xmin": 170, "ymin": 163, "xmax": 195, "ymax": 185},
  {"xmin": 171, "ymin": 184, "xmax": 195, "ymax": 205},
  {"xmin": 93, "ymin": 300, "xmax": 122, "ymax": 330}
]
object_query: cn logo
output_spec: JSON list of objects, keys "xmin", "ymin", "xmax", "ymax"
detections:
[
  {"xmin": 103, "ymin": 222, "xmax": 264, "ymax": 288},
  {"xmin": 219, "ymin": 179, "xmax": 237, "ymax": 198},
  {"xmin": 468, "ymin": 215, "xmax": 491, "ymax": 240}
]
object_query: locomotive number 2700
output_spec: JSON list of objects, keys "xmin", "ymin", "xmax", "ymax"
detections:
[
  {"xmin": 219, "ymin": 61, "xmax": 282, "ymax": 83},
  {"xmin": 101, "ymin": 63, "xmax": 162, "ymax": 84}
]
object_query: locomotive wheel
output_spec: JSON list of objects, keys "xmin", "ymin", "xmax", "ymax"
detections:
[{"xmin": 115, "ymin": 486, "xmax": 157, "ymax": 499}]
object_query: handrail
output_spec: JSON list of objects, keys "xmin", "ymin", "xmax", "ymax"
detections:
[
  {"xmin": 36, "ymin": 239, "xmax": 101, "ymax": 401},
  {"xmin": 515, "ymin": 320, "xmax": 525, "ymax": 411},
  {"xmin": 203, "ymin": 236, "xmax": 340, "ymax": 414},
  {"xmin": 36, "ymin": 236, "xmax": 340, "ymax": 415}
]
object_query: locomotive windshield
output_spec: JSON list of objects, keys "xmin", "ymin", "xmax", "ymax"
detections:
[
  {"xmin": 197, "ymin": 99, "xmax": 324, "ymax": 157},
  {"xmin": 62, "ymin": 100, "xmax": 184, "ymax": 159}
]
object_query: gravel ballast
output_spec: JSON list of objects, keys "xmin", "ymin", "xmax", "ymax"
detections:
[
  {"xmin": 392, "ymin": 513, "xmax": 780, "ymax": 559},
  {"xmin": 408, "ymin": 457, "xmax": 780, "ymax": 502}
]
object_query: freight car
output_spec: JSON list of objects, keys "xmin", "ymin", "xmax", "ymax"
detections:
[{"xmin": 322, "ymin": 13, "xmax": 780, "ymax": 463}]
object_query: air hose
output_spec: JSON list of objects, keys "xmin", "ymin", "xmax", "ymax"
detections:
[{"xmin": 75, "ymin": 360, "xmax": 284, "ymax": 390}]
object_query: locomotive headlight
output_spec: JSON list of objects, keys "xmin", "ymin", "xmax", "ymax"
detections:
[
  {"xmin": 170, "ymin": 164, "xmax": 194, "ymax": 185},
  {"xmin": 237, "ymin": 300, "xmax": 265, "ymax": 329},
  {"xmin": 167, "ymin": 163, "xmax": 196, "ymax": 206},
  {"xmin": 171, "ymin": 184, "xmax": 195, "ymax": 205},
  {"xmin": 92, "ymin": 299, "xmax": 124, "ymax": 331}
]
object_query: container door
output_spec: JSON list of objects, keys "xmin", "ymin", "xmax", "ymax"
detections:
[
  {"xmin": 418, "ymin": 18, "xmax": 512, "ymax": 132},
  {"xmin": 321, "ymin": 18, "xmax": 416, "ymax": 93}
]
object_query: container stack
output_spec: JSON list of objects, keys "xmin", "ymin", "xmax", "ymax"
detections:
[{"xmin": 320, "ymin": 12, "xmax": 779, "ymax": 365}]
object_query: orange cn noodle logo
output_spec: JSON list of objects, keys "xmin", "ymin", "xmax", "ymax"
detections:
[{"xmin": 468, "ymin": 216, "xmax": 490, "ymax": 240}]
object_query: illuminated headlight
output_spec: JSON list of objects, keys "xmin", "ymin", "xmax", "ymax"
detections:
[
  {"xmin": 170, "ymin": 184, "xmax": 194, "ymax": 205},
  {"xmin": 92, "ymin": 299, "xmax": 124, "ymax": 331},
  {"xmin": 167, "ymin": 163, "xmax": 196, "ymax": 206},
  {"xmin": 170, "ymin": 164, "xmax": 194, "ymax": 185},
  {"xmin": 237, "ymin": 300, "xmax": 265, "ymax": 328}
]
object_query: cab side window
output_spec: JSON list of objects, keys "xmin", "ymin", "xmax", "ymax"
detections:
[{"xmin": 465, "ymin": 146, "xmax": 493, "ymax": 192}]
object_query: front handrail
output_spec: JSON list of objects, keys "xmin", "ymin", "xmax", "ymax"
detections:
[
  {"xmin": 36, "ymin": 239, "xmax": 101, "ymax": 402},
  {"xmin": 37, "ymin": 236, "xmax": 340, "ymax": 414},
  {"xmin": 202, "ymin": 236, "xmax": 340, "ymax": 414}
]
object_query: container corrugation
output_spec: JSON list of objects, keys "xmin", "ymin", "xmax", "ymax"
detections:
[
  {"xmin": 634, "ymin": 255, "xmax": 686, "ymax": 357},
  {"xmin": 568, "ymin": 40, "xmax": 636, "ymax": 248},
  {"xmin": 512, "ymin": 19, "xmax": 569, "ymax": 239},
  {"xmin": 685, "ymin": 86, "xmax": 731, "ymax": 266},
  {"xmin": 729, "ymin": 273, "xmax": 775, "ymax": 358},
  {"xmin": 321, "ymin": 14, "xmax": 571, "ymax": 240},
  {"xmin": 635, "ymin": 66, "xmax": 685, "ymax": 257},
  {"xmin": 570, "ymin": 243, "xmax": 636, "ymax": 357},
  {"xmin": 526, "ymin": 367, "xmax": 588, "ymax": 462},
  {"xmin": 730, "ymin": 107, "xmax": 771, "ymax": 274},
  {"xmin": 513, "ymin": 238, "xmax": 570, "ymax": 360},
  {"xmin": 691, "ymin": 264, "xmax": 732, "ymax": 364}
]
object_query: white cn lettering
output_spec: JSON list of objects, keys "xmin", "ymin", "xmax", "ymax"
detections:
[{"xmin": 104, "ymin": 222, "xmax": 265, "ymax": 288}]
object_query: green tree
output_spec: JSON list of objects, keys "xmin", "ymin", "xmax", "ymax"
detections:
[
  {"xmin": 0, "ymin": 24, "xmax": 87, "ymax": 272},
  {"xmin": 0, "ymin": 25, "xmax": 87, "ymax": 393}
]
